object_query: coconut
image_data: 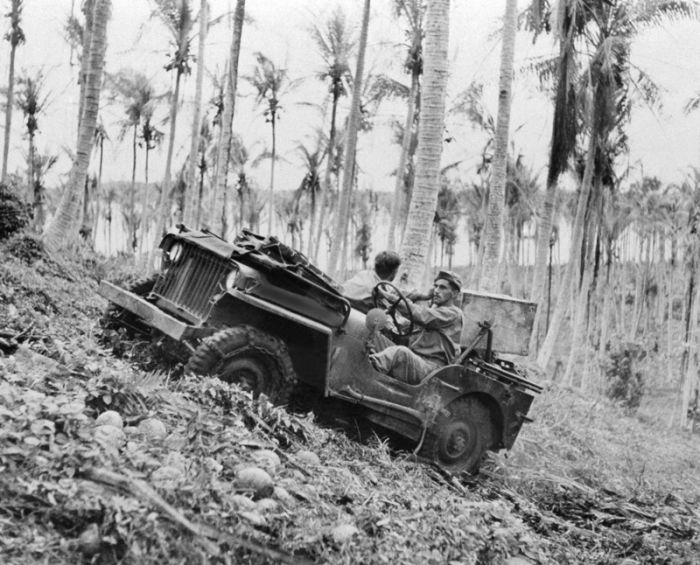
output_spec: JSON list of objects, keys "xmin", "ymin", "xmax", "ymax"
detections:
[
  {"xmin": 150, "ymin": 465, "xmax": 184, "ymax": 490},
  {"xmin": 95, "ymin": 410, "xmax": 123, "ymax": 429},
  {"xmin": 77, "ymin": 523, "xmax": 101, "ymax": 556},
  {"xmin": 251, "ymin": 449, "xmax": 281, "ymax": 474},
  {"xmin": 230, "ymin": 494, "xmax": 256, "ymax": 511},
  {"xmin": 235, "ymin": 466, "xmax": 274, "ymax": 498},
  {"xmin": 273, "ymin": 486, "xmax": 295, "ymax": 506},
  {"xmin": 255, "ymin": 498, "xmax": 279, "ymax": 513},
  {"xmin": 331, "ymin": 523, "xmax": 359, "ymax": 544},
  {"xmin": 137, "ymin": 418, "xmax": 167, "ymax": 440},
  {"xmin": 295, "ymin": 450, "xmax": 321, "ymax": 466},
  {"xmin": 94, "ymin": 424, "xmax": 125, "ymax": 448}
]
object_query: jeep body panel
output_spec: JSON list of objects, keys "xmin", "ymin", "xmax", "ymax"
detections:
[{"xmin": 208, "ymin": 290, "xmax": 333, "ymax": 391}]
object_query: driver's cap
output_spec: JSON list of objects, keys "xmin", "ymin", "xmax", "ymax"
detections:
[{"xmin": 435, "ymin": 270, "xmax": 462, "ymax": 292}]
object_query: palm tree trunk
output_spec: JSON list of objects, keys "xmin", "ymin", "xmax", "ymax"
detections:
[
  {"xmin": 77, "ymin": 0, "xmax": 95, "ymax": 130},
  {"xmin": 210, "ymin": 0, "xmax": 245, "ymax": 233},
  {"xmin": 139, "ymin": 145, "xmax": 151, "ymax": 257},
  {"xmin": 327, "ymin": 0, "xmax": 370, "ymax": 277},
  {"xmin": 311, "ymin": 92, "xmax": 340, "ymax": 262},
  {"xmin": 396, "ymin": 0, "xmax": 450, "ymax": 289},
  {"xmin": 129, "ymin": 124, "xmax": 137, "ymax": 252},
  {"xmin": 387, "ymin": 68, "xmax": 419, "ymax": 251},
  {"xmin": 267, "ymin": 114, "xmax": 277, "ymax": 235},
  {"xmin": 44, "ymin": 0, "xmax": 110, "ymax": 248},
  {"xmin": 478, "ymin": 0, "xmax": 517, "ymax": 292},
  {"xmin": 91, "ymin": 138, "xmax": 104, "ymax": 246},
  {"xmin": 183, "ymin": 0, "xmax": 208, "ymax": 226},
  {"xmin": 155, "ymin": 68, "xmax": 182, "ymax": 240},
  {"xmin": 537, "ymin": 102, "xmax": 597, "ymax": 370},
  {"xmin": 2, "ymin": 31, "xmax": 18, "ymax": 182}
]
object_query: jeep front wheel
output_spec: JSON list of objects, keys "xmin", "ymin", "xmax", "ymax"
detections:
[
  {"xmin": 422, "ymin": 397, "xmax": 492, "ymax": 474},
  {"xmin": 185, "ymin": 326, "xmax": 297, "ymax": 405}
]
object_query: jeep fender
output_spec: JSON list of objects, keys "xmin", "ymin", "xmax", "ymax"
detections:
[
  {"xmin": 424, "ymin": 365, "xmax": 525, "ymax": 450},
  {"xmin": 207, "ymin": 290, "xmax": 333, "ymax": 391}
]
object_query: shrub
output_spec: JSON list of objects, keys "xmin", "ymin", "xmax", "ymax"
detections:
[
  {"xmin": 0, "ymin": 184, "xmax": 32, "ymax": 240},
  {"xmin": 603, "ymin": 339, "xmax": 645, "ymax": 412}
]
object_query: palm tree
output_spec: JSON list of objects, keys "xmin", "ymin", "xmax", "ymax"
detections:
[
  {"xmin": 396, "ymin": 0, "xmax": 450, "ymax": 289},
  {"xmin": 30, "ymin": 152, "xmax": 58, "ymax": 231},
  {"xmin": 15, "ymin": 71, "xmax": 48, "ymax": 227},
  {"xmin": 295, "ymin": 134, "xmax": 325, "ymax": 237},
  {"xmin": 108, "ymin": 69, "xmax": 163, "ymax": 252},
  {"xmin": 44, "ymin": 0, "xmax": 111, "ymax": 248},
  {"xmin": 89, "ymin": 119, "xmax": 109, "ymax": 244},
  {"xmin": 538, "ymin": 0, "xmax": 683, "ymax": 372},
  {"xmin": 152, "ymin": 0, "xmax": 194, "ymax": 247},
  {"xmin": 528, "ymin": 0, "xmax": 584, "ymax": 354},
  {"xmin": 183, "ymin": 0, "xmax": 208, "ymax": 226},
  {"xmin": 327, "ymin": 0, "xmax": 370, "ymax": 277},
  {"xmin": 209, "ymin": 0, "xmax": 245, "ymax": 234},
  {"xmin": 387, "ymin": 0, "xmax": 424, "ymax": 251},
  {"xmin": 1, "ymin": 0, "xmax": 25, "ymax": 183},
  {"xmin": 309, "ymin": 7, "xmax": 355, "ymax": 259},
  {"xmin": 246, "ymin": 52, "xmax": 295, "ymax": 235},
  {"xmin": 478, "ymin": 0, "xmax": 518, "ymax": 292}
]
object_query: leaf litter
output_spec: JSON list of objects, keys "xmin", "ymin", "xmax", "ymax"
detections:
[{"xmin": 0, "ymin": 238, "xmax": 699, "ymax": 564}]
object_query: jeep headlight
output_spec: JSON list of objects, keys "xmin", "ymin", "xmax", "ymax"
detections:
[
  {"xmin": 225, "ymin": 267, "xmax": 239, "ymax": 291},
  {"xmin": 167, "ymin": 242, "xmax": 184, "ymax": 264}
]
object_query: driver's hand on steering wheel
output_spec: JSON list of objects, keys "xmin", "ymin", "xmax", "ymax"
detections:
[{"xmin": 377, "ymin": 286, "xmax": 399, "ymax": 305}]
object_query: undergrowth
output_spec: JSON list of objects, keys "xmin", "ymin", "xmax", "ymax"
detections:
[{"xmin": 0, "ymin": 238, "xmax": 698, "ymax": 564}]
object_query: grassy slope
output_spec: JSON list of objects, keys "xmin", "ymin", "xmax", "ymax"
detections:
[{"xmin": 0, "ymin": 235, "xmax": 698, "ymax": 564}]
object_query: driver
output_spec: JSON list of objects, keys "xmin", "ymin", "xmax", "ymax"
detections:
[{"xmin": 369, "ymin": 270, "xmax": 464, "ymax": 384}]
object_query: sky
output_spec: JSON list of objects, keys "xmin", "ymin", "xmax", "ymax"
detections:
[{"xmin": 2, "ymin": 0, "xmax": 700, "ymax": 200}]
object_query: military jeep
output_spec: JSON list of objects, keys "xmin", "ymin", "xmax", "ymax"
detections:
[{"xmin": 99, "ymin": 226, "xmax": 541, "ymax": 473}]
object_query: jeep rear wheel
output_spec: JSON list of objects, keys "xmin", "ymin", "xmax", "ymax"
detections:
[
  {"xmin": 421, "ymin": 397, "xmax": 492, "ymax": 474},
  {"xmin": 185, "ymin": 326, "xmax": 297, "ymax": 405}
]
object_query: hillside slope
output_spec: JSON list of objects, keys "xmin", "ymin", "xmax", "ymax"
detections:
[{"xmin": 0, "ymin": 235, "xmax": 698, "ymax": 564}]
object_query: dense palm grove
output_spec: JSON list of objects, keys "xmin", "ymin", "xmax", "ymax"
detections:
[
  {"xmin": 1, "ymin": 0, "xmax": 700, "ymax": 562},
  {"xmin": 2, "ymin": 0, "xmax": 700, "ymax": 421}
]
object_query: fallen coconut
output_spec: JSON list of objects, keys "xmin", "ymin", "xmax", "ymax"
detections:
[
  {"xmin": 331, "ymin": 523, "xmax": 359, "ymax": 544},
  {"xmin": 77, "ymin": 523, "xmax": 101, "ymax": 556},
  {"xmin": 150, "ymin": 465, "xmax": 184, "ymax": 490},
  {"xmin": 235, "ymin": 466, "xmax": 274, "ymax": 499},
  {"xmin": 137, "ymin": 418, "xmax": 167, "ymax": 440},
  {"xmin": 251, "ymin": 449, "xmax": 281, "ymax": 474},
  {"xmin": 255, "ymin": 498, "xmax": 279, "ymax": 513},
  {"xmin": 94, "ymin": 424, "xmax": 125, "ymax": 448},
  {"xmin": 273, "ymin": 486, "xmax": 295, "ymax": 506},
  {"xmin": 95, "ymin": 410, "xmax": 123, "ymax": 429},
  {"xmin": 230, "ymin": 494, "xmax": 256, "ymax": 512},
  {"xmin": 295, "ymin": 450, "xmax": 320, "ymax": 466}
]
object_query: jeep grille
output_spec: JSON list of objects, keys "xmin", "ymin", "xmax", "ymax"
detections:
[{"xmin": 153, "ymin": 242, "xmax": 229, "ymax": 321}]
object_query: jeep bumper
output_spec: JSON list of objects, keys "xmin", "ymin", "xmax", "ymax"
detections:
[{"xmin": 99, "ymin": 280, "xmax": 200, "ymax": 341}]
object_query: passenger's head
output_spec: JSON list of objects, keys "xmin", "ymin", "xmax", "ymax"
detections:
[{"xmin": 374, "ymin": 251, "xmax": 401, "ymax": 281}]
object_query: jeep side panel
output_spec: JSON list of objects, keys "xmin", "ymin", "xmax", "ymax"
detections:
[{"xmin": 207, "ymin": 290, "xmax": 333, "ymax": 391}]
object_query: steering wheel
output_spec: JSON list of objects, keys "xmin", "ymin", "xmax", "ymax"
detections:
[{"xmin": 372, "ymin": 281, "xmax": 414, "ymax": 338}]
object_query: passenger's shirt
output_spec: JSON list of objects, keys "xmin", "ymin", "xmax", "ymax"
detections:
[
  {"xmin": 407, "ymin": 301, "xmax": 463, "ymax": 365},
  {"xmin": 342, "ymin": 269, "xmax": 381, "ymax": 312}
]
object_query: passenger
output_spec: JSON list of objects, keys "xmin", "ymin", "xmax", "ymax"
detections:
[
  {"xmin": 342, "ymin": 251, "xmax": 401, "ymax": 312},
  {"xmin": 369, "ymin": 270, "xmax": 464, "ymax": 384}
]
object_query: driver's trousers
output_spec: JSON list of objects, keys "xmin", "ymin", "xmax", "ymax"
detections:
[{"xmin": 369, "ymin": 333, "xmax": 441, "ymax": 385}]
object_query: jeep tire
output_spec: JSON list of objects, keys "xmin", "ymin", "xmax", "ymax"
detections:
[
  {"xmin": 421, "ymin": 396, "xmax": 492, "ymax": 474},
  {"xmin": 185, "ymin": 325, "xmax": 297, "ymax": 405}
]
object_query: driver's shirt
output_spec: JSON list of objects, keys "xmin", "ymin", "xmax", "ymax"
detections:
[{"xmin": 406, "ymin": 302, "xmax": 463, "ymax": 365}]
